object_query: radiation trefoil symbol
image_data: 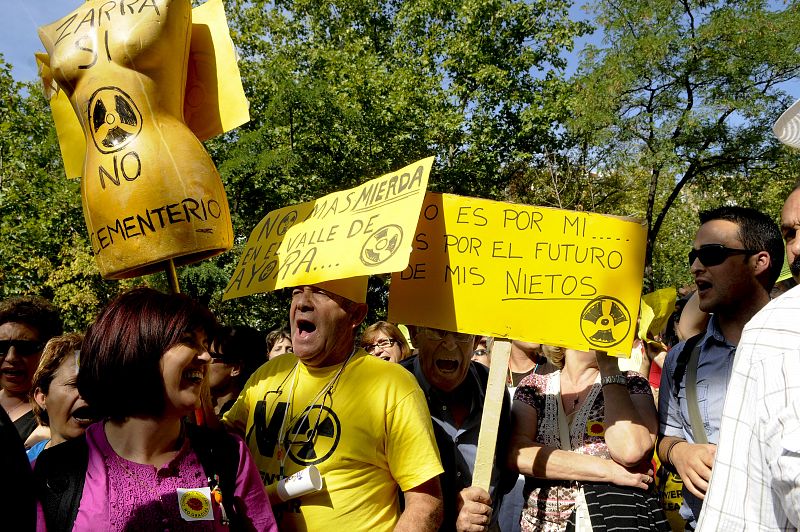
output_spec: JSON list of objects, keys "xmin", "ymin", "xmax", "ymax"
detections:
[
  {"xmin": 88, "ymin": 87, "xmax": 142, "ymax": 154},
  {"xmin": 360, "ymin": 224, "xmax": 403, "ymax": 266},
  {"xmin": 579, "ymin": 296, "xmax": 631, "ymax": 349},
  {"xmin": 286, "ymin": 405, "xmax": 341, "ymax": 466},
  {"xmin": 277, "ymin": 211, "xmax": 298, "ymax": 236}
]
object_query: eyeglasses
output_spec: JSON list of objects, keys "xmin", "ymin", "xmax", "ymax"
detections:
[
  {"xmin": 688, "ymin": 244, "xmax": 758, "ymax": 267},
  {"xmin": 363, "ymin": 338, "xmax": 397, "ymax": 354},
  {"xmin": 419, "ymin": 328, "xmax": 473, "ymax": 344},
  {"xmin": 0, "ymin": 339, "xmax": 44, "ymax": 358}
]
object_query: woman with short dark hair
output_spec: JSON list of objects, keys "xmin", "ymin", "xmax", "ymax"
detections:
[
  {"xmin": 265, "ymin": 327, "xmax": 292, "ymax": 360},
  {"xmin": 34, "ymin": 288, "xmax": 276, "ymax": 531},
  {"xmin": 28, "ymin": 333, "xmax": 95, "ymax": 462},
  {"xmin": 0, "ymin": 295, "xmax": 63, "ymax": 444},
  {"xmin": 208, "ymin": 325, "xmax": 267, "ymax": 417}
]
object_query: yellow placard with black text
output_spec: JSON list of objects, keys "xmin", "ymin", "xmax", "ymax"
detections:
[
  {"xmin": 388, "ymin": 193, "xmax": 646, "ymax": 356},
  {"xmin": 223, "ymin": 157, "xmax": 434, "ymax": 300}
]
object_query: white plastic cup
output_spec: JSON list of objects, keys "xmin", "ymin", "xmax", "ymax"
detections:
[{"xmin": 276, "ymin": 465, "xmax": 323, "ymax": 501}]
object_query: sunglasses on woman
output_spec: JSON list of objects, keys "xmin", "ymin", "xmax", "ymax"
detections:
[
  {"xmin": 363, "ymin": 338, "xmax": 398, "ymax": 354},
  {"xmin": 687, "ymin": 244, "xmax": 757, "ymax": 267},
  {"xmin": 0, "ymin": 339, "xmax": 44, "ymax": 357}
]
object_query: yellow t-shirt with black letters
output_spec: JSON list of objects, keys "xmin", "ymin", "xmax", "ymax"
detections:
[{"xmin": 223, "ymin": 349, "xmax": 443, "ymax": 531}]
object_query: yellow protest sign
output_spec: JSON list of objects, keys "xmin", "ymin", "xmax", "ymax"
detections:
[
  {"xmin": 223, "ymin": 157, "xmax": 434, "ymax": 300},
  {"xmin": 36, "ymin": 53, "xmax": 84, "ymax": 180},
  {"xmin": 638, "ymin": 287, "xmax": 676, "ymax": 341},
  {"xmin": 37, "ymin": 0, "xmax": 240, "ymax": 279},
  {"xmin": 388, "ymin": 193, "xmax": 647, "ymax": 355},
  {"xmin": 184, "ymin": 0, "xmax": 250, "ymax": 141}
]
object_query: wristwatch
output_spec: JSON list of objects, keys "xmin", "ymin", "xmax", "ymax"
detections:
[{"xmin": 601, "ymin": 374, "xmax": 627, "ymax": 387}]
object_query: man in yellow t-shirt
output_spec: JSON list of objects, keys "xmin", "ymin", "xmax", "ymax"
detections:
[{"xmin": 223, "ymin": 278, "xmax": 444, "ymax": 531}]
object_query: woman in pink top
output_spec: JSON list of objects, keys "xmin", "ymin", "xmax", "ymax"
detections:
[{"xmin": 33, "ymin": 288, "xmax": 277, "ymax": 531}]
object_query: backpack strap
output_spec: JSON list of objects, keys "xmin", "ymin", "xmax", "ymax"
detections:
[
  {"xmin": 685, "ymin": 343, "xmax": 709, "ymax": 444},
  {"xmin": 33, "ymin": 434, "xmax": 89, "ymax": 532},
  {"xmin": 670, "ymin": 332, "xmax": 704, "ymax": 400},
  {"xmin": 187, "ymin": 424, "xmax": 245, "ymax": 530}
]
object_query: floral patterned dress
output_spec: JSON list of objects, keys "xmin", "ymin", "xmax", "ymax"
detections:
[{"xmin": 514, "ymin": 370, "xmax": 652, "ymax": 532}]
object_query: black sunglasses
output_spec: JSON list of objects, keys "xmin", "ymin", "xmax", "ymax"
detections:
[
  {"xmin": 0, "ymin": 339, "xmax": 44, "ymax": 357},
  {"xmin": 688, "ymin": 244, "xmax": 758, "ymax": 267}
]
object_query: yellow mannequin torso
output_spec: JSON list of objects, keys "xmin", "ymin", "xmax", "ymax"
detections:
[{"xmin": 39, "ymin": 0, "xmax": 232, "ymax": 278}]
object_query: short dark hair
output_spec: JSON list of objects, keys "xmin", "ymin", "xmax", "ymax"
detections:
[
  {"xmin": 30, "ymin": 333, "xmax": 83, "ymax": 426},
  {"xmin": 77, "ymin": 288, "xmax": 217, "ymax": 421},
  {"xmin": 213, "ymin": 325, "xmax": 267, "ymax": 385},
  {"xmin": 699, "ymin": 206, "xmax": 785, "ymax": 289},
  {"xmin": 0, "ymin": 296, "xmax": 63, "ymax": 343},
  {"xmin": 265, "ymin": 327, "xmax": 291, "ymax": 354}
]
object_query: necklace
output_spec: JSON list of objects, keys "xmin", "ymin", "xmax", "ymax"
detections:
[
  {"xmin": 276, "ymin": 349, "xmax": 356, "ymax": 477},
  {"xmin": 564, "ymin": 387, "xmax": 590, "ymax": 416},
  {"xmin": 561, "ymin": 369, "xmax": 599, "ymax": 415}
]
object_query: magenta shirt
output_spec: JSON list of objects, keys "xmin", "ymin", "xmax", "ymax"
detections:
[{"xmin": 38, "ymin": 422, "xmax": 277, "ymax": 531}]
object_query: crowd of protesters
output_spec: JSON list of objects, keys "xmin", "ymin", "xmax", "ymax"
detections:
[
  {"xmin": 0, "ymin": 190, "xmax": 797, "ymax": 531},
  {"xmin": 2, "ymin": 117, "xmax": 800, "ymax": 532}
]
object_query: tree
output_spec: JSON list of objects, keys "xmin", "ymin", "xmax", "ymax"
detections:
[
  {"xmin": 570, "ymin": 0, "xmax": 800, "ymax": 287},
  {"xmin": 0, "ymin": 0, "xmax": 591, "ymax": 329},
  {"xmin": 206, "ymin": 0, "xmax": 590, "ymax": 323}
]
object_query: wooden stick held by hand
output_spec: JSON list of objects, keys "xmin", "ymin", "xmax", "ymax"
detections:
[{"xmin": 472, "ymin": 337, "xmax": 512, "ymax": 490}]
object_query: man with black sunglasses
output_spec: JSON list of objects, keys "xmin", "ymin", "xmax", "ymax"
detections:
[
  {"xmin": 656, "ymin": 206, "xmax": 783, "ymax": 530},
  {"xmin": 697, "ymin": 109, "xmax": 800, "ymax": 530},
  {"xmin": 0, "ymin": 296, "xmax": 63, "ymax": 444}
]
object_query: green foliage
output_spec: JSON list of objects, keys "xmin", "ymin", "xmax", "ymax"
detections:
[
  {"xmin": 0, "ymin": 59, "xmax": 114, "ymax": 329},
  {"xmin": 207, "ymin": 0, "xmax": 589, "ymax": 324},
  {"xmin": 504, "ymin": 148, "xmax": 638, "ymax": 214},
  {"xmin": 570, "ymin": 0, "xmax": 800, "ymax": 289},
  {"xmin": 20, "ymin": 0, "xmax": 797, "ymax": 327}
]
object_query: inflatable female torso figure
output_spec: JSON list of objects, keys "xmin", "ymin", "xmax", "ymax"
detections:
[{"xmin": 39, "ymin": 0, "xmax": 233, "ymax": 279}]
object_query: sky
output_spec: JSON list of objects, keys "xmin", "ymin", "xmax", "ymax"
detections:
[
  {"xmin": 2, "ymin": 1, "xmax": 798, "ymax": 100},
  {"xmin": 1, "ymin": 0, "xmax": 78, "ymax": 82}
]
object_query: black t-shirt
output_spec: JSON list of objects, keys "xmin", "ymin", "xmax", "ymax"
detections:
[
  {"xmin": 509, "ymin": 368, "xmax": 534, "ymax": 388},
  {"xmin": 1, "ymin": 407, "xmax": 36, "ymax": 530},
  {"xmin": 14, "ymin": 410, "xmax": 38, "ymax": 444}
]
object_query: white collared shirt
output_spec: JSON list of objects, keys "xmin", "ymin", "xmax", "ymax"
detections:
[{"xmin": 697, "ymin": 284, "xmax": 800, "ymax": 531}]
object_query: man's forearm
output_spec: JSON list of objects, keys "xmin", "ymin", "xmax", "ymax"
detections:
[
  {"xmin": 395, "ymin": 502, "xmax": 442, "ymax": 532},
  {"xmin": 657, "ymin": 435, "xmax": 685, "ymax": 469},
  {"xmin": 396, "ymin": 478, "xmax": 443, "ymax": 532}
]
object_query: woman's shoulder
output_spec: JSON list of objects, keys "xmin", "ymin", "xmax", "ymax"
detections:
[
  {"xmin": 513, "ymin": 371, "xmax": 556, "ymax": 409},
  {"xmin": 623, "ymin": 370, "xmax": 652, "ymax": 394},
  {"xmin": 518, "ymin": 369, "xmax": 556, "ymax": 390}
]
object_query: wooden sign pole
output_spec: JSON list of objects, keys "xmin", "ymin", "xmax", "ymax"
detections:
[
  {"xmin": 166, "ymin": 259, "xmax": 181, "ymax": 294},
  {"xmin": 471, "ymin": 337, "xmax": 512, "ymax": 490}
]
